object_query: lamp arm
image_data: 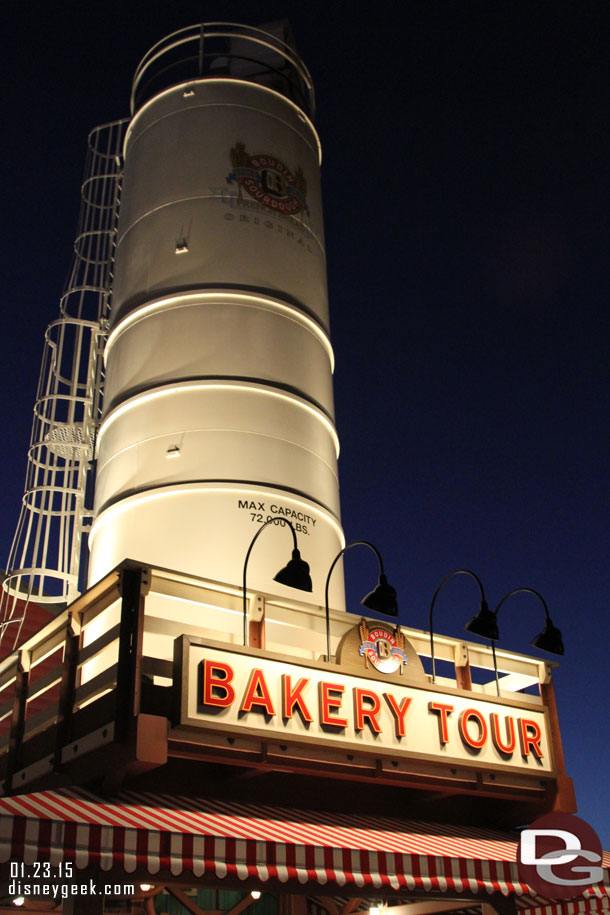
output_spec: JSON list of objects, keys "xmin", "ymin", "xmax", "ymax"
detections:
[
  {"xmin": 429, "ymin": 569, "xmax": 486, "ymax": 683},
  {"xmin": 494, "ymin": 587, "xmax": 550, "ymax": 620},
  {"xmin": 324, "ymin": 540, "xmax": 385, "ymax": 663},
  {"xmin": 242, "ymin": 517, "xmax": 297, "ymax": 646},
  {"xmin": 489, "ymin": 588, "xmax": 551, "ymax": 698}
]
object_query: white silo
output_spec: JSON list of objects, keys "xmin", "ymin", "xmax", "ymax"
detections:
[{"xmin": 87, "ymin": 23, "xmax": 346, "ymax": 611}]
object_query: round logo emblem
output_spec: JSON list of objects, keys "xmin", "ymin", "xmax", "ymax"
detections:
[
  {"xmin": 359, "ymin": 626, "xmax": 407, "ymax": 674},
  {"xmin": 517, "ymin": 813, "xmax": 604, "ymax": 898},
  {"xmin": 241, "ymin": 155, "xmax": 302, "ymax": 214}
]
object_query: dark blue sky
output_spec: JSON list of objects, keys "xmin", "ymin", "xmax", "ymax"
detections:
[{"xmin": 2, "ymin": 1, "xmax": 609, "ymax": 844}]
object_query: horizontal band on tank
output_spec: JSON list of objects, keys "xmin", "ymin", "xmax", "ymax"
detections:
[
  {"xmin": 103, "ymin": 374, "xmax": 335, "ymax": 431},
  {"xmin": 97, "ymin": 379, "xmax": 341, "ymax": 457},
  {"xmin": 105, "ymin": 290, "xmax": 335, "ymax": 370},
  {"xmin": 94, "ymin": 426, "xmax": 339, "ymax": 503},
  {"xmin": 109, "ymin": 283, "xmax": 331, "ymax": 338},
  {"xmin": 114, "ymin": 192, "xmax": 324, "ymax": 266},
  {"xmin": 125, "ymin": 79, "xmax": 322, "ymax": 166},
  {"xmin": 88, "ymin": 481, "xmax": 344, "ymax": 546}
]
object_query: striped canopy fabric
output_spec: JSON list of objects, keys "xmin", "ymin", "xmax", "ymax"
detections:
[
  {"xmin": 518, "ymin": 896, "xmax": 610, "ymax": 915},
  {"xmin": 0, "ymin": 787, "xmax": 608, "ymax": 909}
]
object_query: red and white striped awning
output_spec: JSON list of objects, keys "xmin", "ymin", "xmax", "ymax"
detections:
[
  {"xmin": 0, "ymin": 787, "xmax": 608, "ymax": 907},
  {"xmin": 516, "ymin": 893, "xmax": 610, "ymax": 915}
]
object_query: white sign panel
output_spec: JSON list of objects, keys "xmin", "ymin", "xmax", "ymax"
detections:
[{"xmin": 178, "ymin": 640, "xmax": 554, "ymax": 774}]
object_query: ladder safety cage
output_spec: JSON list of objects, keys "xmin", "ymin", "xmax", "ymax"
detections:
[{"xmin": 0, "ymin": 120, "xmax": 128, "ymax": 648}]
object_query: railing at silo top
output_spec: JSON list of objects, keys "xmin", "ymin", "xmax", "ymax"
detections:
[{"xmin": 130, "ymin": 22, "xmax": 316, "ymax": 119}]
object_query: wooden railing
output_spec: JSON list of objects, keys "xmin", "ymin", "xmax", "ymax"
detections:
[
  {"xmin": 0, "ymin": 566, "xmax": 125, "ymax": 791},
  {"xmin": 0, "ymin": 559, "xmax": 557, "ymax": 796}
]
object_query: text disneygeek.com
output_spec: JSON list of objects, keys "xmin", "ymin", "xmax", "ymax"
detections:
[{"xmin": 9, "ymin": 880, "xmax": 136, "ymax": 901}]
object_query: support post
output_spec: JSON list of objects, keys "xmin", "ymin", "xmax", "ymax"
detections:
[
  {"xmin": 454, "ymin": 642, "xmax": 472, "ymax": 690},
  {"xmin": 62, "ymin": 884, "xmax": 104, "ymax": 915},
  {"xmin": 482, "ymin": 895, "xmax": 517, "ymax": 915},
  {"xmin": 54, "ymin": 611, "xmax": 81, "ymax": 771},
  {"xmin": 540, "ymin": 676, "xmax": 577, "ymax": 812},
  {"xmin": 248, "ymin": 594, "xmax": 266, "ymax": 649},
  {"xmin": 5, "ymin": 649, "xmax": 30, "ymax": 792},
  {"xmin": 104, "ymin": 564, "xmax": 166, "ymax": 792},
  {"xmin": 280, "ymin": 897, "xmax": 308, "ymax": 915},
  {"xmin": 115, "ymin": 564, "xmax": 149, "ymax": 741}
]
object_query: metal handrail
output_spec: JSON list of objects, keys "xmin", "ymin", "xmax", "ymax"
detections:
[{"xmin": 130, "ymin": 22, "xmax": 315, "ymax": 117}]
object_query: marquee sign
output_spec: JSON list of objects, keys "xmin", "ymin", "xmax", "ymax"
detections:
[{"xmin": 174, "ymin": 636, "xmax": 554, "ymax": 776}]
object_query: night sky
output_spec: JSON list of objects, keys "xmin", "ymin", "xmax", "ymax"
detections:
[{"xmin": 2, "ymin": 2, "xmax": 609, "ymax": 845}]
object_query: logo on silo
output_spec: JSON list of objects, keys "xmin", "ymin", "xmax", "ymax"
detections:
[{"xmin": 227, "ymin": 143, "xmax": 309, "ymax": 216}]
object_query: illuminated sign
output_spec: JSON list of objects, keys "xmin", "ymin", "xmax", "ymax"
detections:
[{"xmin": 175, "ymin": 637, "xmax": 554, "ymax": 775}]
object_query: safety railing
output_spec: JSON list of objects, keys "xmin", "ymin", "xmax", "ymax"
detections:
[
  {"xmin": 131, "ymin": 22, "xmax": 315, "ymax": 118},
  {"xmin": 0, "ymin": 560, "xmax": 558, "ymax": 795}
]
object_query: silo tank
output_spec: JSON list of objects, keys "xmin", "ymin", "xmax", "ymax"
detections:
[{"xmin": 88, "ymin": 24, "xmax": 346, "ymax": 612}]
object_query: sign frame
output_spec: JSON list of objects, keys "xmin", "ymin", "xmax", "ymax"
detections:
[{"xmin": 172, "ymin": 635, "xmax": 557, "ymax": 782}]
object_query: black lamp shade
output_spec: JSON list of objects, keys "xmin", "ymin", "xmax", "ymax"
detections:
[
  {"xmin": 361, "ymin": 573, "xmax": 398, "ymax": 616},
  {"xmin": 464, "ymin": 601, "xmax": 499, "ymax": 641},
  {"xmin": 273, "ymin": 549, "xmax": 312, "ymax": 592},
  {"xmin": 531, "ymin": 618, "xmax": 564, "ymax": 655}
]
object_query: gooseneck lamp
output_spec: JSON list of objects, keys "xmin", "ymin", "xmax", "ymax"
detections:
[
  {"xmin": 242, "ymin": 517, "xmax": 312, "ymax": 646},
  {"xmin": 429, "ymin": 569, "xmax": 489, "ymax": 683},
  {"xmin": 465, "ymin": 586, "xmax": 564, "ymax": 695},
  {"xmin": 324, "ymin": 540, "xmax": 398, "ymax": 663}
]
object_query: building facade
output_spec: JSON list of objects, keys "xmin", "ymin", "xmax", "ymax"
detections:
[{"xmin": 0, "ymin": 21, "xmax": 601, "ymax": 915}]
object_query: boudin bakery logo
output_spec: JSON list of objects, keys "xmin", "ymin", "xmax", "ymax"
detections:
[
  {"xmin": 227, "ymin": 142, "xmax": 309, "ymax": 216},
  {"xmin": 359, "ymin": 619, "xmax": 408, "ymax": 674}
]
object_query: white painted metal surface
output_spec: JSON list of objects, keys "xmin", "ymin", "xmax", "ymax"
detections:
[{"xmin": 88, "ymin": 24, "xmax": 345, "ymax": 610}]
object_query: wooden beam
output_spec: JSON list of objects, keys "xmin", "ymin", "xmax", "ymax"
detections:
[
  {"xmin": 312, "ymin": 897, "xmax": 340, "ymax": 915},
  {"xmin": 225, "ymin": 895, "xmax": 257, "ymax": 915},
  {"xmin": 279, "ymin": 898, "xmax": 307, "ymax": 915},
  {"xmin": 5, "ymin": 649, "xmax": 29, "ymax": 790},
  {"xmin": 0, "ymin": 909, "xmax": 60, "ymax": 914},
  {"xmin": 248, "ymin": 618, "xmax": 265, "ymax": 650},
  {"xmin": 115, "ymin": 565, "xmax": 147, "ymax": 739},
  {"xmin": 0, "ymin": 909, "xmax": 61, "ymax": 914},
  {"xmin": 384, "ymin": 903, "xmax": 480, "ymax": 915},
  {"xmin": 482, "ymin": 896, "xmax": 517, "ymax": 915},
  {"xmin": 540, "ymin": 680, "xmax": 577, "ymax": 813},
  {"xmin": 342, "ymin": 900, "xmax": 364, "ymax": 915},
  {"xmin": 455, "ymin": 662, "xmax": 472, "ymax": 690},
  {"xmin": 166, "ymin": 887, "xmax": 208, "ymax": 915},
  {"xmin": 62, "ymin": 891, "xmax": 104, "ymax": 914},
  {"xmin": 54, "ymin": 613, "xmax": 80, "ymax": 770}
]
